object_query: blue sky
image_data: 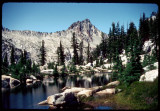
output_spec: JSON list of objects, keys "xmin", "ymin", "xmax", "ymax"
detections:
[{"xmin": 2, "ymin": 3, "xmax": 158, "ymax": 34}]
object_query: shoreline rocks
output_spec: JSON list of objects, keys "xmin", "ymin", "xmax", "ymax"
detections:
[{"xmin": 38, "ymin": 80, "xmax": 120, "ymax": 109}]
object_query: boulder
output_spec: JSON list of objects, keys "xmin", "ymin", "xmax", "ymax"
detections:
[
  {"xmin": 41, "ymin": 69, "xmax": 53, "ymax": 75},
  {"xmin": 26, "ymin": 79, "xmax": 33, "ymax": 83},
  {"xmin": 77, "ymin": 89, "xmax": 93, "ymax": 97},
  {"xmin": 30, "ymin": 75, "xmax": 37, "ymax": 80},
  {"xmin": 63, "ymin": 87, "xmax": 86, "ymax": 94},
  {"xmin": 104, "ymin": 59, "xmax": 108, "ymax": 63},
  {"xmin": 39, "ymin": 92, "xmax": 78, "ymax": 107},
  {"xmin": 139, "ymin": 69, "xmax": 158, "ymax": 82},
  {"xmin": 85, "ymin": 63, "xmax": 92, "ymax": 69},
  {"xmin": 93, "ymin": 68, "xmax": 100, "ymax": 73},
  {"xmin": 143, "ymin": 40, "xmax": 155, "ymax": 53},
  {"xmin": 96, "ymin": 88, "xmax": 116, "ymax": 96},
  {"xmin": 103, "ymin": 64, "xmax": 113, "ymax": 69},
  {"xmin": 1, "ymin": 75, "xmax": 20, "ymax": 88},
  {"xmin": 107, "ymin": 70, "xmax": 112, "ymax": 73},
  {"xmin": 107, "ymin": 81, "xmax": 120, "ymax": 87},
  {"xmin": 47, "ymin": 93, "xmax": 63, "ymax": 105},
  {"xmin": 89, "ymin": 86, "xmax": 102, "ymax": 93}
]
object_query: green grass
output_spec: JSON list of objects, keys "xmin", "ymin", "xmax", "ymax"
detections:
[{"xmin": 115, "ymin": 78, "xmax": 158, "ymax": 110}]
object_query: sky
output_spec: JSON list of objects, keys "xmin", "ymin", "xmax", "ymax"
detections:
[{"xmin": 2, "ymin": 3, "xmax": 158, "ymax": 34}]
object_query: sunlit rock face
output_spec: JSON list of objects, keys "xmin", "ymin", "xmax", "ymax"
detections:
[{"xmin": 2, "ymin": 19, "xmax": 108, "ymax": 65}]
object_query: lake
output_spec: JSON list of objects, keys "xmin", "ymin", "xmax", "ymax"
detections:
[{"xmin": 2, "ymin": 73, "xmax": 111, "ymax": 109}]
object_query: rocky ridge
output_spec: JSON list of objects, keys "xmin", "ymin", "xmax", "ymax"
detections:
[{"xmin": 2, "ymin": 19, "xmax": 108, "ymax": 64}]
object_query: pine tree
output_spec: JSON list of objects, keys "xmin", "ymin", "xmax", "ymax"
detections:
[
  {"xmin": 56, "ymin": 47, "xmax": 60, "ymax": 65},
  {"xmin": 3, "ymin": 53, "xmax": 8, "ymax": 68},
  {"xmin": 99, "ymin": 57, "xmax": 103, "ymax": 66},
  {"xmin": 101, "ymin": 32, "xmax": 107, "ymax": 58},
  {"xmin": 23, "ymin": 50, "xmax": 27, "ymax": 65},
  {"xmin": 2, "ymin": 53, "xmax": 9, "ymax": 74},
  {"xmin": 91, "ymin": 45, "xmax": 100, "ymax": 61},
  {"xmin": 10, "ymin": 46, "xmax": 15, "ymax": 65},
  {"xmin": 26, "ymin": 59, "xmax": 32, "ymax": 74},
  {"xmin": 61, "ymin": 64, "xmax": 66, "ymax": 77},
  {"xmin": 87, "ymin": 42, "xmax": 90, "ymax": 63},
  {"xmin": 71, "ymin": 32, "xmax": 79, "ymax": 65},
  {"xmin": 40, "ymin": 40, "xmax": 46, "ymax": 66},
  {"xmin": 96, "ymin": 58, "xmax": 99, "ymax": 67},
  {"xmin": 59, "ymin": 41, "xmax": 65, "ymax": 65},
  {"xmin": 32, "ymin": 62, "xmax": 40, "ymax": 75},
  {"xmin": 120, "ymin": 22, "xmax": 143, "ymax": 86},
  {"xmin": 53, "ymin": 64, "xmax": 59, "ymax": 78},
  {"xmin": 79, "ymin": 40, "xmax": 84, "ymax": 65}
]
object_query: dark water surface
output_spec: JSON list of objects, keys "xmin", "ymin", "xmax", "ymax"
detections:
[{"xmin": 2, "ymin": 73, "xmax": 111, "ymax": 109}]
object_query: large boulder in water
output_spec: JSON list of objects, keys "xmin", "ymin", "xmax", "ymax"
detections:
[{"xmin": 1, "ymin": 75, "xmax": 20, "ymax": 88}]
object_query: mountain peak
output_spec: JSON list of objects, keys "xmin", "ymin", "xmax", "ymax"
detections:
[{"xmin": 82, "ymin": 18, "xmax": 91, "ymax": 23}]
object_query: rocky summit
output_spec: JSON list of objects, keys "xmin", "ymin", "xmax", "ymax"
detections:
[{"xmin": 2, "ymin": 19, "xmax": 108, "ymax": 65}]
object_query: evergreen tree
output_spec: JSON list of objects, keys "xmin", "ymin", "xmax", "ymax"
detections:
[
  {"xmin": 71, "ymin": 32, "xmax": 79, "ymax": 65},
  {"xmin": 120, "ymin": 22, "xmax": 143, "ymax": 86},
  {"xmin": 79, "ymin": 40, "xmax": 84, "ymax": 65},
  {"xmin": 61, "ymin": 64, "xmax": 66, "ymax": 77},
  {"xmin": 40, "ymin": 40, "xmax": 46, "ymax": 66},
  {"xmin": 3, "ymin": 53, "xmax": 8, "ymax": 68},
  {"xmin": 53, "ymin": 64, "xmax": 59, "ymax": 78},
  {"xmin": 10, "ymin": 46, "xmax": 15, "ymax": 65},
  {"xmin": 26, "ymin": 59, "xmax": 32, "ymax": 74},
  {"xmin": 56, "ymin": 47, "xmax": 60, "ymax": 65},
  {"xmin": 139, "ymin": 13, "xmax": 150, "ymax": 45},
  {"xmin": 23, "ymin": 50, "xmax": 27, "ymax": 65},
  {"xmin": 32, "ymin": 62, "xmax": 40, "ymax": 75},
  {"xmin": 90, "ymin": 55, "xmax": 93, "ymax": 67},
  {"xmin": 101, "ymin": 32, "xmax": 107, "ymax": 58},
  {"xmin": 2, "ymin": 53, "xmax": 9, "ymax": 74},
  {"xmin": 59, "ymin": 41, "xmax": 65, "ymax": 65},
  {"xmin": 47, "ymin": 62, "xmax": 55, "ymax": 69},
  {"xmin": 96, "ymin": 58, "xmax": 99, "ymax": 67},
  {"xmin": 99, "ymin": 57, "xmax": 103, "ymax": 66},
  {"xmin": 91, "ymin": 45, "xmax": 100, "ymax": 61},
  {"xmin": 87, "ymin": 42, "xmax": 90, "ymax": 63}
]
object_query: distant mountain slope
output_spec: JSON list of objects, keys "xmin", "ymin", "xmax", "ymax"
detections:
[{"xmin": 2, "ymin": 19, "xmax": 108, "ymax": 64}]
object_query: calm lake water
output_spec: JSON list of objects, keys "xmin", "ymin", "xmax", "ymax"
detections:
[{"xmin": 2, "ymin": 73, "xmax": 111, "ymax": 109}]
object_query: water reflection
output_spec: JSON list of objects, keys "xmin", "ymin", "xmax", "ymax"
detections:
[{"xmin": 2, "ymin": 73, "xmax": 111, "ymax": 109}]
